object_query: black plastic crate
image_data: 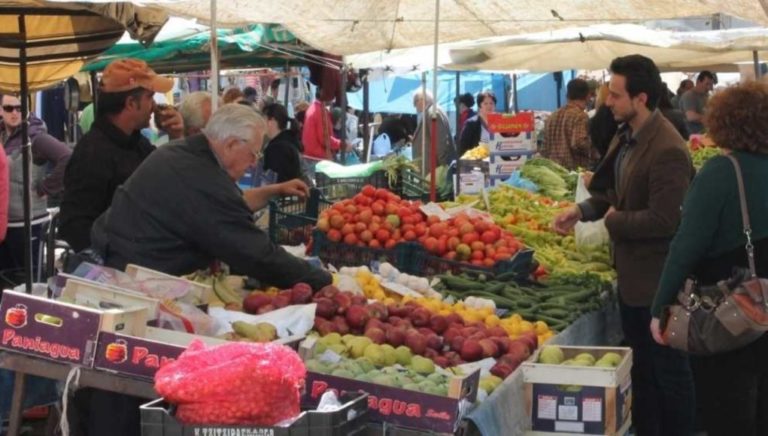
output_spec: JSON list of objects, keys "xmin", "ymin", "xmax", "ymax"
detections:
[
  {"xmin": 409, "ymin": 244, "xmax": 535, "ymax": 279},
  {"xmin": 315, "ymin": 170, "xmax": 388, "ymax": 200},
  {"xmin": 269, "ymin": 189, "xmax": 332, "ymax": 246},
  {"xmin": 140, "ymin": 392, "xmax": 369, "ymax": 436},
  {"xmin": 311, "ymin": 230, "xmax": 414, "ymax": 270}
]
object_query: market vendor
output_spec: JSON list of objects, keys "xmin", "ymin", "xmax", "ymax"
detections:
[{"xmin": 90, "ymin": 103, "xmax": 331, "ymax": 290}]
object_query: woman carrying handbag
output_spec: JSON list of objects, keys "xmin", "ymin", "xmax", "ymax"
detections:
[{"xmin": 650, "ymin": 81, "xmax": 768, "ymax": 436}]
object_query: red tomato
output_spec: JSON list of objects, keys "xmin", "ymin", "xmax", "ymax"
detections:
[
  {"xmin": 359, "ymin": 209, "xmax": 373, "ymax": 224},
  {"xmin": 470, "ymin": 241, "xmax": 485, "ymax": 252},
  {"xmin": 354, "ymin": 222, "xmax": 367, "ymax": 233},
  {"xmin": 494, "ymin": 252, "xmax": 511, "ymax": 262},
  {"xmin": 385, "ymin": 202, "xmax": 399, "ymax": 215},
  {"xmin": 459, "ymin": 223, "xmax": 474, "ymax": 235},
  {"xmin": 443, "ymin": 251, "xmax": 457, "ymax": 260},
  {"xmin": 375, "ymin": 188, "xmax": 390, "ymax": 200},
  {"xmin": 360, "ymin": 230, "xmax": 373, "ymax": 242},
  {"xmin": 427, "ymin": 215, "xmax": 441, "ymax": 225},
  {"xmin": 483, "ymin": 258, "xmax": 496, "ymax": 267},
  {"xmin": 369, "ymin": 222, "xmax": 381, "ymax": 233},
  {"xmin": 424, "ymin": 237, "xmax": 439, "ymax": 253},
  {"xmin": 414, "ymin": 223, "xmax": 427, "ymax": 237},
  {"xmin": 471, "ymin": 250, "xmax": 484, "ymax": 260},
  {"xmin": 328, "ymin": 229, "xmax": 342, "ymax": 242},
  {"xmin": 344, "ymin": 233, "xmax": 358, "ymax": 245},
  {"xmin": 329, "ymin": 214, "xmax": 345, "ymax": 230},
  {"xmin": 403, "ymin": 230, "xmax": 417, "ymax": 241},
  {"xmin": 448, "ymin": 227, "xmax": 460, "ymax": 238},
  {"xmin": 391, "ymin": 229, "xmax": 402, "ymax": 241},
  {"xmin": 480, "ymin": 230, "xmax": 497, "ymax": 244},
  {"xmin": 429, "ymin": 222, "xmax": 447, "ymax": 238},
  {"xmin": 376, "ymin": 229, "xmax": 391, "ymax": 243},
  {"xmin": 369, "ymin": 239, "xmax": 382, "ymax": 248},
  {"xmin": 436, "ymin": 238, "xmax": 447, "ymax": 255},
  {"xmin": 372, "ymin": 202, "xmax": 385, "ymax": 216},
  {"xmin": 362, "ymin": 185, "xmax": 376, "ymax": 197},
  {"xmin": 397, "ymin": 207, "xmax": 412, "ymax": 219},
  {"xmin": 471, "ymin": 259, "xmax": 484, "ymax": 266},
  {"xmin": 461, "ymin": 232, "xmax": 480, "ymax": 245},
  {"xmin": 385, "ymin": 239, "xmax": 397, "ymax": 249},
  {"xmin": 447, "ymin": 236, "xmax": 460, "ymax": 251},
  {"xmin": 341, "ymin": 223, "xmax": 355, "ymax": 235}
]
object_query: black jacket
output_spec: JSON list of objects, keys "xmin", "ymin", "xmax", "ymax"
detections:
[
  {"xmin": 458, "ymin": 115, "xmax": 487, "ymax": 157},
  {"xmin": 90, "ymin": 133, "xmax": 331, "ymax": 290},
  {"xmin": 59, "ymin": 117, "xmax": 155, "ymax": 252},
  {"xmin": 262, "ymin": 130, "xmax": 303, "ymax": 183},
  {"xmin": 588, "ymin": 105, "xmax": 619, "ymax": 160},
  {"xmin": 660, "ymin": 108, "xmax": 690, "ymax": 140}
]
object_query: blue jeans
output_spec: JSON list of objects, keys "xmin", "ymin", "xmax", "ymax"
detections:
[{"xmin": 619, "ymin": 298, "xmax": 695, "ymax": 436}]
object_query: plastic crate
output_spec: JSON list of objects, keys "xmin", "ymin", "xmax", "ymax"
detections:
[
  {"xmin": 409, "ymin": 244, "xmax": 535, "ymax": 278},
  {"xmin": 311, "ymin": 229, "xmax": 413, "ymax": 270},
  {"xmin": 269, "ymin": 189, "xmax": 332, "ymax": 246},
  {"xmin": 315, "ymin": 170, "xmax": 388, "ymax": 200},
  {"xmin": 140, "ymin": 392, "xmax": 369, "ymax": 436}
]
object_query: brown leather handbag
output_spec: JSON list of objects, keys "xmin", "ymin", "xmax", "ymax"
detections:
[{"xmin": 664, "ymin": 154, "xmax": 768, "ymax": 354}]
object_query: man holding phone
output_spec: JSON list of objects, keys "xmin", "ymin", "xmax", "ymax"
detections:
[{"xmin": 59, "ymin": 58, "xmax": 183, "ymax": 253}]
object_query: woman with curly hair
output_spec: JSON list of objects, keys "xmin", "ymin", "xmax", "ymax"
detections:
[{"xmin": 650, "ymin": 80, "xmax": 768, "ymax": 436}]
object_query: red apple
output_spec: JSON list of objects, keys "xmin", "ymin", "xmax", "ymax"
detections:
[
  {"xmin": 256, "ymin": 304, "xmax": 276, "ymax": 314},
  {"xmin": 450, "ymin": 336, "xmax": 466, "ymax": 353},
  {"xmin": 290, "ymin": 283, "xmax": 313, "ymax": 304},
  {"xmin": 333, "ymin": 292, "xmax": 353, "ymax": 314},
  {"xmin": 506, "ymin": 340, "xmax": 531, "ymax": 360},
  {"xmin": 368, "ymin": 302, "xmax": 389, "ymax": 320},
  {"xmin": 488, "ymin": 326, "xmax": 508, "ymax": 338},
  {"xmin": 460, "ymin": 339, "xmax": 484, "ymax": 362},
  {"xmin": 332, "ymin": 316, "xmax": 350, "ymax": 335},
  {"xmin": 478, "ymin": 338, "xmax": 500, "ymax": 358},
  {"xmin": 350, "ymin": 294, "xmax": 368, "ymax": 306},
  {"xmin": 443, "ymin": 326, "xmax": 462, "ymax": 343},
  {"xmin": 445, "ymin": 313, "xmax": 464, "ymax": 326},
  {"xmin": 345, "ymin": 305, "xmax": 371, "ymax": 329},
  {"xmin": 273, "ymin": 291, "xmax": 292, "ymax": 308},
  {"xmin": 491, "ymin": 337, "xmax": 513, "ymax": 354},
  {"xmin": 316, "ymin": 285, "xmax": 340, "ymax": 299},
  {"xmin": 242, "ymin": 292, "xmax": 273, "ymax": 314},
  {"xmin": 314, "ymin": 297, "xmax": 338, "ymax": 319},
  {"xmin": 410, "ymin": 307, "xmax": 431, "ymax": 327},
  {"xmin": 428, "ymin": 315, "xmax": 449, "ymax": 334},
  {"xmin": 433, "ymin": 356, "xmax": 450, "ymax": 368},
  {"xmin": 490, "ymin": 362, "xmax": 514, "ymax": 379},
  {"xmin": 365, "ymin": 318, "xmax": 385, "ymax": 332},
  {"xmin": 518, "ymin": 331, "xmax": 538, "ymax": 353},
  {"xmin": 365, "ymin": 327, "xmax": 386, "ymax": 344},
  {"xmin": 404, "ymin": 330, "xmax": 428, "ymax": 355},
  {"xmin": 423, "ymin": 348, "xmax": 439, "ymax": 359},
  {"xmin": 386, "ymin": 326, "xmax": 406, "ymax": 347},
  {"xmin": 426, "ymin": 334, "xmax": 443, "ymax": 351}
]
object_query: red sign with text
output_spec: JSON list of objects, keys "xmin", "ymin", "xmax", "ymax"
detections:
[{"xmin": 486, "ymin": 112, "xmax": 535, "ymax": 134}]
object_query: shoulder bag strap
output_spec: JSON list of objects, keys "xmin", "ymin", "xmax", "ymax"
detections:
[{"xmin": 725, "ymin": 154, "xmax": 757, "ymax": 278}]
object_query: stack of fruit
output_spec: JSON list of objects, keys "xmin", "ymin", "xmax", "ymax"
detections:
[
  {"xmin": 537, "ymin": 345, "xmax": 623, "ymax": 368},
  {"xmin": 315, "ymin": 185, "xmax": 526, "ymax": 270},
  {"xmin": 461, "ymin": 144, "xmax": 490, "ymax": 160},
  {"xmin": 307, "ymin": 285, "xmax": 539, "ymax": 380},
  {"xmin": 241, "ymin": 283, "xmax": 314, "ymax": 314}
]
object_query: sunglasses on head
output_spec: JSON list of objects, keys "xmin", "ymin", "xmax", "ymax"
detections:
[{"xmin": 2, "ymin": 105, "xmax": 21, "ymax": 113}]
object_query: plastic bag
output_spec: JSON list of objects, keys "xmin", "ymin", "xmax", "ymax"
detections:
[
  {"xmin": 155, "ymin": 340, "xmax": 306, "ymax": 425},
  {"xmin": 574, "ymin": 174, "xmax": 610, "ymax": 247},
  {"xmin": 502, "ymin": 170, "xmax": 539, "ymax": 192}
]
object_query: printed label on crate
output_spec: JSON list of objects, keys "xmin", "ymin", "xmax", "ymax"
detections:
[
  {"xmin": 458, "ymin": 172, "xmax": 486, "ymax": 195},
  {"xmin": 486, "ymin": 112, "xmax": 534, "ymax": 133},
  {"xmin": 188, "ymin": 429, "xmax": 276, "ymax": 436},
  {"xmin": 532, "ymin": 383, "xmax": 617, "ymax": 434},
  {"xmin": 304, "ymin": 372, "xmax": 463, "ymax": 433},
  {"xmin": 0, "ymin": 291, "xmax": 101, "ymax": 366},
  {"xmin": 488, "ymin": 134, "xmax": 535, "ymax": 153},
  {"xmin": 489, "ymin": 159, "xmax": 526, "ymax": 176},
  {"xmin": 94, "ymin": 331, "xmax": 183, "ymax": 380}
]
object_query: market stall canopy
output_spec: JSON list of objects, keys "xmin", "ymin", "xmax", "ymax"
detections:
[
  {"xmin": 51, "ymin": 0, "xmax": 768, "ymax": 55},
  {"xmin": 82, "ymin": 24, "xmax": 313, "ymax": 73},
  {"xmin": 346, "ymin": 24, "xmax": 768, "ymax": 73},
  {"xmin": 0, "ymin": 1, "xmax": 167, "ymax": 92},
  {"xmin": 446, "ymin": 24, "xmax": 768, "ymax": 72}
]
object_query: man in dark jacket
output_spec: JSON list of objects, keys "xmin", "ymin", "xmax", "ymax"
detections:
[
  {"xmin": 0, "ymin": 94, "xmax": 71, "ymax": 278},
  {"xmin": 59, "ymin": 59, "xmax": 182, "ymax": 252},
  {"xmin": 554, "ymin": 55, "xmax": 696, "ymax": 436},
  {"xmin": 91, "ymin": 103, "xmax": 330, "ymax": 289}
]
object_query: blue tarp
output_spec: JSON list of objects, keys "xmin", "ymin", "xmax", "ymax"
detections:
[
  {"xmin": 516, "ymin": 71, "xmax": 577, "ymax": 112},
  {"xmin": 347, "ymin": 70, "xmax": 509, "ymax": 115}
]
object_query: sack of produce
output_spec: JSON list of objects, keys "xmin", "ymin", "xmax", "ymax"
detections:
[
  {"xmin": 154, "ymin": 340, "xmax": 306, "ymax": 425},
  {"xmin": 574, "ymin": 174, "xmax": 610, "ymax": 247}
]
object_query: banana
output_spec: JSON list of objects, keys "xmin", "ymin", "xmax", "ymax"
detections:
[{"xmin": 212, "ymin": 275, "xmax": 243, "ymax": 307}]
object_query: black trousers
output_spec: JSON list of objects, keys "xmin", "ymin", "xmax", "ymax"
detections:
[
  {"xmin": 69, "ymin": 389, "xmax": 144, "ymax": 436},
  {"xmin": 691, "ymin": 333, "xmax": 768, "ymax": 436},
  {"xmin": 0, "ymin": 223, "xmax": 46, "ymax": 283},
  {"xmin": 619, "ymin": 298, "xmax": 695, "ymax": 436}
]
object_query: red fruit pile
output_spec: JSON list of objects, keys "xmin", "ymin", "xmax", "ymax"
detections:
[
  {"xmin": 311, "ymin": 285, "xmax": 536, "ymax": 377},
  {"xmin": 316, "ymin": 186, "xmax": 524, "ymax": 267},
  {"xmin": 242, "ymin": 283, "xmax": 313, "ymax": 314}
]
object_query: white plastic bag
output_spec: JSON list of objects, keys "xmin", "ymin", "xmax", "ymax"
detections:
[{"xmin": 574, "ymin": 174, "xmax": 610, "ymax": 247}]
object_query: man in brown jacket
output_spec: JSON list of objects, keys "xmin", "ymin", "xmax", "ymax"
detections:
[{"xmin": 554, "ymin": 55, "xmax": 696, "ymax": 436}]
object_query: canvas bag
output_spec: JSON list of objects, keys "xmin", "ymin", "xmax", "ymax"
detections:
[{"xmin": 663, "ymin": 155, "xmax": 768, "ymax": 354}]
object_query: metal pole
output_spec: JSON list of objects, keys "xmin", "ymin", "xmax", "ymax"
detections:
[
  {"xmin": 430, "ymin": 0, "xmax": 440, "ymax": 202},
  {"xmin": 421, "ymin": 72, "xmax": 427, "ymax": 176},
  {"xmin": 512, "ymin": 73, "xmax": 519, "ymax": 112},
  {"xmin": 339, "ymin": 65, "xmax": 347, "ymax": 165},
  {"xmin": 210, "ymin": 0, "xmax": 219, "ymax": 111},
  {"xmin": 362, "ymin": 72, "xmax": 370, "ymax": 162},
  {"xmin": 454, "ymin": 71, "xmax": 460, "ymax": 136},
  {"xmin": 19, "ymin": 14, "xmax": 32, "ymax": 293},
  {"xmin": 754, "ymin": 50, "xmax": 761, "ymax": 79},
  {"xmin": 283, "ymin": 63, "xmax": 290, "ymax": 106}
]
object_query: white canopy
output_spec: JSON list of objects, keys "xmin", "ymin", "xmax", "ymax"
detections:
[
  {"xmin": 344, "ymin": 24, "xmax": 768, "ymax": 73},
  {"xmin": 50, "ymin": 0, "xmax": 768, "ymax": 55}
]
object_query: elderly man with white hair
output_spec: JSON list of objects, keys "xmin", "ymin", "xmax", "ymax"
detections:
[
  {"xmin": 411, "ymin": 90, "xmax": 456, "ymax": 173},
  {"xmin": 90, "ymin": 103, "xmax": 332, "ymax": 291},
  {"xmin": 178, "ymin": 91, "xmax": 214, "ymax": 136}
]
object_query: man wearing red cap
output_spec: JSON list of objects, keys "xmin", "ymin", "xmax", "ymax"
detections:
[{"xmin": 59, "ymin": 58, "xmax": 183, "ymax": 253}]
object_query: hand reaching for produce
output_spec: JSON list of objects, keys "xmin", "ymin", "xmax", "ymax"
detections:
[
  {"xmin": 650, "ymin": 317, "xmax": 667, "ymax": 346},
  {"xmin": 277, "ymin": 179, "xmax": 310, "ymax": 199},
  {"xmin": 552, "ymin": 206, "xmax": 582, "ymax": 235}
]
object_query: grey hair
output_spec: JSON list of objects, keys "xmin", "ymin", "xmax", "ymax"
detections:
[
  {"xmin": 178, "ymin": 92, "xmax": 212, "ymax": 135},
  {"xmin": 412, "ymin": 90, "xmax": 434, "ymax": 106},
  {"xmin": 202, "ymin": 103, "xmax": 265, "ymax": 143}
]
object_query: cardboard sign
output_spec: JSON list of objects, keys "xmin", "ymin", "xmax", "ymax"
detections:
[{"xmin": 486, "ymin": 112, "xmax": 535, "ymax": 134}]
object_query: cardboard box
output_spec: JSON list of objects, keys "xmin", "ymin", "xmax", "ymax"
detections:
[
  {"xmin": 125, "ymin": 264, "xmax": 212, "ymax": 305},
  {"xmin": 94, "ymin": 326, "xmax": 229, "ymax": 381},
  {"xmin": 489, "ymin": 154, "xmax": 529, "ymax": 177},
  {"xmin": 522, "ymin": 346, "xmax": 633, "ymax": 435},
  {"xmin": 140, "ymin": 392, "xmax": 369, "ymax": 436},
  {"xmin": 61, "ymin": 276, "xmax": 161, "ymax": 321},
  {"xmin": 488, "ymin": 133, "xmax": 536, "ymax": 154},
  {"xmin": 299, "ymin": 337, "xmax": 480, "ymax": 434},
  {"xmin": 457, "ymin": 159, "xmax": 489, "ymax": 195},
  {"xmin": 0, "ymin": 290, "xmax": 146, "ymax": 367}
]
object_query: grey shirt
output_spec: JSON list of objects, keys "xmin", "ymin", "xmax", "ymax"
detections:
[{"xmin": 679, "ymin": 89, "xmax": 708, "ymax": 134}]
